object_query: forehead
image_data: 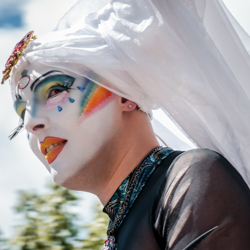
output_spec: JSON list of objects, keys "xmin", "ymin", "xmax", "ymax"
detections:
[{"xmin": 18, "ymin": 62, "xmax": 70, "ymax": 82}]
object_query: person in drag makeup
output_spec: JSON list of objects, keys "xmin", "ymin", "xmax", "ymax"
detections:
[{"xmin": 2, "ymin": 0, "xmax": 250, "ymax": 249}]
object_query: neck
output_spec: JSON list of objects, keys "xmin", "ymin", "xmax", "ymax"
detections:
[
  {"xmin": 97, "ymin": 113, "xmax": 160, "ymax": 205},
  {"xmin": 61, "ymin": 111, "xmax": 160, "ymax": 203}
]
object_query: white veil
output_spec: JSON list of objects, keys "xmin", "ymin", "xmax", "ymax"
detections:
[{"xmin": 9, "ymin": 0, "xmax": 250, "ymax": 185}]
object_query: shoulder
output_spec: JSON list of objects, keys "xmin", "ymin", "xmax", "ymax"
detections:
[
  {"xmin": 155, "ymin": 148, "xmax": 250, "ymax": 224},
  {"xmin": 154, "ymin": 149, "xmax": 250, "ymax": 248},
  {"xmin": 173, "ymin": 148, "xmax": 228, "ymax": 170},
  {"xmin": 178, "ymin": 147, "xmax": 222, "ymax": 160},
  {"xmin": 157, "ymin": 148, "xmax": 250, "ymax": 218},
  {"xmin": 167, "ymin": 148, "xmax": 239, "ymax": 186}
]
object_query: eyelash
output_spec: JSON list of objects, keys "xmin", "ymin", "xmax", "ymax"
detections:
[
  {"xmin": 9, "ymin": 120, "xmax": 24, "ymax": 140},
  {"xmin": 9, "ymin": 84, "xmax": 73, "ymax": 140},
  {"xmin": 47, "ymin": 84, "xmax": 72, "ymax": 98},
  {"xmin": 9, "ymin": 109, "xmax": 26, "ymax": 140}
]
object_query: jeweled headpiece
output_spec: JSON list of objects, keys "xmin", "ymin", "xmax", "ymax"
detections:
[{"xmin": 1, "ymin": 31, "xmax": 36, "ymax": 84}]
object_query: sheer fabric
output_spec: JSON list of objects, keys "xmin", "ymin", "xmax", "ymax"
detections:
[
  {"xmin": 116, "ymin": 149, "xmax": 250, "ymax": 249},
  {"xmin": 9, "ymin": 0, "xmax": 250, "ymax": 185}
]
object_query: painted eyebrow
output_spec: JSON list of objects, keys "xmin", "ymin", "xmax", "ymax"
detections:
[
  {"xmin": 30, "ymin": 70, "xmax": 62, "ymax": 91},
  {"xmin": 14, "ymin": 99, "xmax": 26, "ymax": 108},
  {"xmin": 15, "ymin": 93, "xmax": 22, "ymax": 100}
]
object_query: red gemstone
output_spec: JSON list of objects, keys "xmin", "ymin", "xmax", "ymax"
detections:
[
  {"xmin": 12, "ymin": 41, "xmax": 24, "ymax": 55},
  {"xmin": 24, "ymin": 32, "xmax": 31, "ymax": 42},
  {"xmin": 5, "ymin": 58, "xmax": 13, "ymax": 67}
]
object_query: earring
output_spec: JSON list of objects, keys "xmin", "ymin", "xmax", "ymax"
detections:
[{"xmin": 128, "ymin": 104, "xmax": 132, "ymax": 108}]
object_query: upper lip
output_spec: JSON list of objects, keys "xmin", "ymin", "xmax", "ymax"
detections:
[{"xmin": 40, "ymin": 137, "xmax": 67, "ymax": 155}]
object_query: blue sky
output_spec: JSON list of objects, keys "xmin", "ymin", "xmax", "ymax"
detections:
[
  {"xmin": 0, "ymin": 1, "xmax": 25, "ymax": 28},
  {"xmin": 0, "ymin": 0, "xmax": 249, "ymax": 240}
]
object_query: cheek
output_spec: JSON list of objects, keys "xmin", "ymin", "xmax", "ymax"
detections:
[
  {"xmin": 77, "ymin": 97, "xmax": 120, "ymax": 145},
  {"xmin": 44, "ymin": 91, "xmax": 69, "ymax": 109}
]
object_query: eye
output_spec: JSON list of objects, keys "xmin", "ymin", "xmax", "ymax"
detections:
[
  {"xmin": 14, "ymin": 101, "xmax": 27, "ymax": 120},
  {"xmin": 20, "ymin": 109, "xmax": 26, "ymax": 120},
  {"xmin": 47, "ymin": 88, "xmax": 64, "ymax": 99}
]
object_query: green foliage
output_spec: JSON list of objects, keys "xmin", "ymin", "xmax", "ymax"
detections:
[
  {"xmin": 7, "ymin": 182, "xmax": 109, "ymax": 250},
  {"xmin": 10, "ymin": 182, "xmax": 79, "ymax": 250},
  {"xmin": 82, "ymin": 202, "xmax": 109, "ymax": 250}
]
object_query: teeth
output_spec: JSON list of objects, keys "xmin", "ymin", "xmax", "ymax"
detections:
[{"xmin": 45, "ymin": 142, "xmax": 63, "ymax": 154}]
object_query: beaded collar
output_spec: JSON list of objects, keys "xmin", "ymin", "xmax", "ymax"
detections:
[{"xmin": 102, "ymin": 147, "xmax": 174, "ymax": 249}]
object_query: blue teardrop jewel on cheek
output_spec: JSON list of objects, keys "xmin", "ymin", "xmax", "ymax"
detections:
[
  {"xmin": 27, "ymin": 134, "xmax": 30, "ymax": 140},
  {"xmin": 77, "ymin": 86, "xmax": 85, "ymax": 92},
  {"xmin": 69, "ymin": 97, "xmax": 75, "ymax": 103},
  {"xmin": 58, "ymin": 106, "xmax": 63, "ymax": 112}
]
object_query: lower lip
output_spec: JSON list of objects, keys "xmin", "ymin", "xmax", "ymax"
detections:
[{"xmin": 45, "ymin": 141, "xmax": 67, "ymax": 164}]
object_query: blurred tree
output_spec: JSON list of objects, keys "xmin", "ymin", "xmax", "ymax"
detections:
[
  {"xmin": 7, "ymin": 182, "xmax": 109, "ymax": 250},
  {"xmin": 81, "ymin": 202, "xmax": 109, "ymax": 250},
  {"xmin": 0, "ymin": 229, "xmax": 11, "ymax": 250},
  {"xmin": 9, "ymin": 182, "xmax": 79, "ymax": 250}
]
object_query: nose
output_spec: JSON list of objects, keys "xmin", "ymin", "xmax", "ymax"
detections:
[
  {"xmin": 33, "ymin": 124, "xmax": 45, "ymax": 131},
  {"xmin": 24, "ymin": 110, "xmax": 49, "ymax": 135}
]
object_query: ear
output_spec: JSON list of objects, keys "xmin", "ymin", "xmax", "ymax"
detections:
[{"xmin": 120, "ymin": 97, "xmax": 137, "ymax": 112}]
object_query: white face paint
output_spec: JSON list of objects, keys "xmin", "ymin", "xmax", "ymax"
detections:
[{"xmin": 13, "ymin": 62, "xmax": 119, "ymax": 186}]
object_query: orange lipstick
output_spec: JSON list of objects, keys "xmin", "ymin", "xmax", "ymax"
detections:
[{"xmin": 40, "ymin": 137, "xmax": 67, "ymax": 164}]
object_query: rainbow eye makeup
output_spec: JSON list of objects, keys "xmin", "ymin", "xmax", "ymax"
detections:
[
  {"xmin": 33, "ymin": 75, "xmax": 75, "ymax": 101},
  {"xmin": 79, "ymin": 80, "xmax": 113, "ymax": 123},
  {"xmin": 14, "ymin": 100, "xmax": 27, "ymax": 120},
  {"xmin": 32, "ymin": 74, "xmax": 75, "ymax": 116}
]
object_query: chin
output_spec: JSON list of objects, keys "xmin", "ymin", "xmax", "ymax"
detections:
[
  {"xmin": 50, "ymin": 166, "xmax": 85, "ymax": 191},
  {"xmin": 50, "ymin": 168, "xmax": 73, "ymax": 188}
]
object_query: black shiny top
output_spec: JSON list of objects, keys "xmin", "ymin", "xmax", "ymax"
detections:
[{"xmin": 111, "ymin": 149, "xmax": 250, "ymax": 249}]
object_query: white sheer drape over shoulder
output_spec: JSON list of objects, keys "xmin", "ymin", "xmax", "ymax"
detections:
[{"xmin": 10, "ymin": 0, "xmax": 250, "ymax": 185}]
